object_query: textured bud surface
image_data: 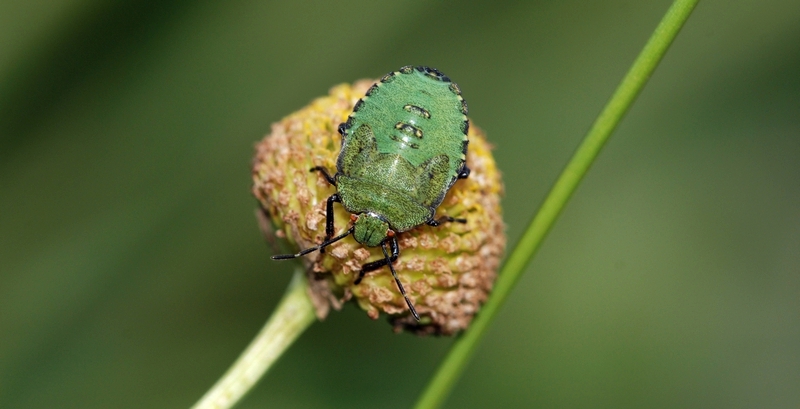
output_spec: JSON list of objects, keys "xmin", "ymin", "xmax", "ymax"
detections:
[{"xmin": 252, "ymin": 79, "xmax": 505, "ymax": 335}]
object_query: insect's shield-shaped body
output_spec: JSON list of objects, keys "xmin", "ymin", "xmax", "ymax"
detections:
[
  {"xmin": 252, "ymin": 67, "xmax": 504, "ymax": 334},
  {"xmin": 337, "ymin": 66, "xmax": 471, "ymax": 242}
]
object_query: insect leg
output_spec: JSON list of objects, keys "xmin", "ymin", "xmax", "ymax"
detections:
[
  {"xmin": 309, "ymin": 166, "xmax": 336, "ymax": 186},
  {"xmin": 383, "ymin": 238, "xmax": 419, "ymax": 321},
  {"xmin": 320, "ymin": 193, "xmax": 341, "ymax": 254},
  {"xmin": 354, "ymin": 236, "xmax": 399, "ymax": 284},
  {"xmin": 272, "ymin": 226, "xmax": 354, "ymax": 260},
  {"xmin": 427, "ymin": 215, "xmax": 467, "ymax": 226}
]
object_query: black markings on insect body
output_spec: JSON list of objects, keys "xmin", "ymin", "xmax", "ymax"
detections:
[
  {"xmin": 457, "ymin": 163, "xmax": 470, "ymax": 179},
  {"xmin": 460, "ymin": 99, "xmax": 469, "ymax": 116},
  {"xmin": 395, "ymin": 122, "xmax": 423, "ymax": 139},
  {"xmin": 342, "ymin": 116, "xmax": 355, "ymax": 133},
  {"xmin": 389, "ymin": 134, "xmax": 420, "ymax": 149},
  {"xmin": 365, "ymin": 84, "xmax": 379, "ymax": 97},
  {"xmin": 353, "ymin": 99, "xmax": 365, "ymax": 113},
  {"xmin": 381, "ymin": 73, "xmax": 394, "ymax": 82},
  {"xmin": 415, "ymin": 66, "xmax": 451, "ymax": 82},
  {"xmin": 403, "ymin": 104, "xmax": 431, "ymax": 119}
]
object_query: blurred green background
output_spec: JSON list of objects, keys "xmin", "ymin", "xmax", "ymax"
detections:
[{"xmin": 1, "ymin": 1, "xmax": 798, "ymax": 408}]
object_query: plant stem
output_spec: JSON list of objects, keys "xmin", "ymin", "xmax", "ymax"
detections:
[
  {"xmin": 191, "ymin": 268, "xmax": 316, "ymax": 409},
  {"xmin": 412, "ymin": 1, "xmax": 700, "ymax": 408}
]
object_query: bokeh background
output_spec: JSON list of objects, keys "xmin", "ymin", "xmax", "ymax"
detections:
[{"xmin": 1, "ymin": 1, "xmax": 798, "ymax": 408}]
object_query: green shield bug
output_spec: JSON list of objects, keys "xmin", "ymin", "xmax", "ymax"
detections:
[{"xmin": 273, "ymin": 66, "xmax": 471, "ymax": 321}]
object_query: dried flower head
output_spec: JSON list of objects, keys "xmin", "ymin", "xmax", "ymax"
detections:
[{"xmin": 252, "ymin": 78, "xmax": 504, "ymax": 335}]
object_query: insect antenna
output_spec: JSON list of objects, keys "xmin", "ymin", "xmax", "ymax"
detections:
[
  {"xmin": 382, "ymin": 243, "xmax": 420, "ymax": 321},
  {"xmin": 272, "ymin": 226, "xmax": 354, "ymax": 260}
]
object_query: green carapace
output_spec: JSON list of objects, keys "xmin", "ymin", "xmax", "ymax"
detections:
[{"xmin": 273, "ymin": 66, "xmax": 470, "ymax": 321}]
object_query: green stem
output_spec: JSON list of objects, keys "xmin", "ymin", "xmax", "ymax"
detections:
[
  {"xmin": 191, "ymin": 268, "xmax": 316, "ymax": 409},
  {"xmin": 413, "ymin": 1, "xmax": 700, "ymax": 408}
]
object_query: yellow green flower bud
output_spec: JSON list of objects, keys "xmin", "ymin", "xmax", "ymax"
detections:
[{"xmin": 252, "ymin": 79, "xmax": 505, "ymax": 335}]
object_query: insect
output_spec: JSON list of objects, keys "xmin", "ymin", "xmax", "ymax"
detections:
[{"xmin": 273, "ymin": 66, "xmax": 470, "ymax": 321}]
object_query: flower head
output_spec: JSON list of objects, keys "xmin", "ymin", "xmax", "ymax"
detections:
[{"xmin": 252, "ymin": 78, "xmax": 504, "ymax": 335}]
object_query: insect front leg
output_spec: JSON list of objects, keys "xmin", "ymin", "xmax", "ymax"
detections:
[
  {"xmin": 354, "ymin": 237, "xmax": 419, "ymax": 321},
  {"xmin": 320, "ymin": 193, "xmax": 341, "ymax": 254},
  {"xmin": 427, "ymin": 215, "xmax": 467, "ymax": 226},
  {"xmin": 354, "ymin": 235, "xmax": 399, "ymax": 285},
  {"xmin": 271, "ymin": 226, "xmax": 354, "ymax": 261},
  {"xmin": 384, "ymin": 237, "xmax": 419, "ymax": 321}
]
